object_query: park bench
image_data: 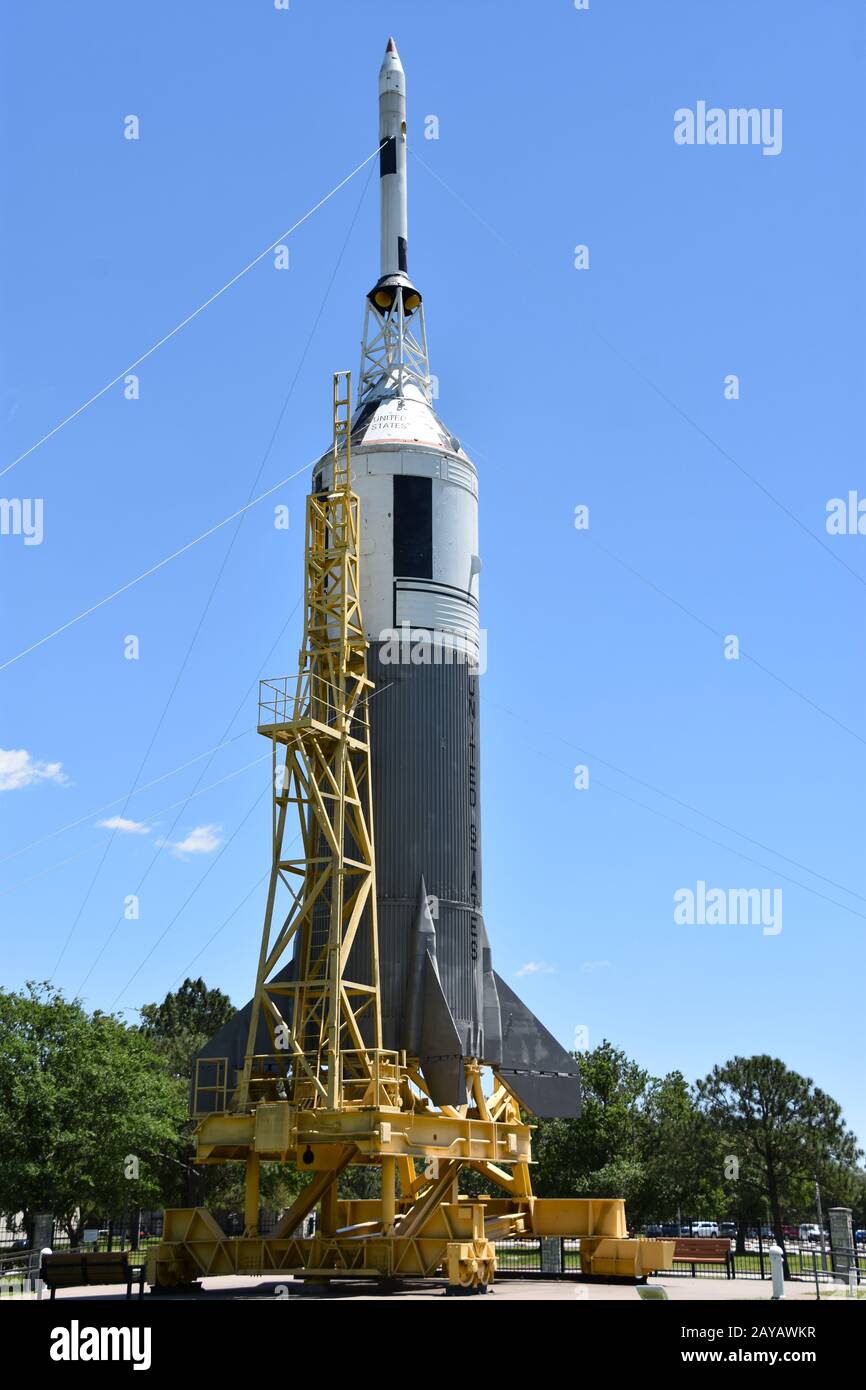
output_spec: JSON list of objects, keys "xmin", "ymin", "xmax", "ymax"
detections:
[
  {"xmin": 41, "ymin": 1250, "xmax": 146, "ymax": 1299},
  {"xmin": 673, "ymin": 1238, "xmax": 733, "ymax": 1278}
]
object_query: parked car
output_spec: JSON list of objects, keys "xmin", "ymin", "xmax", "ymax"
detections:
[
  {"xmin": 645, "ymin": 1224, "xmax": 663, "ymax": 1238},
  {"xmin": 719, "ymin": 1222, "xmax": 737, "ymax": 1239},
  {"xmin": 799, "ymin": 1224, "xmax": 823, "ymax": 1243},
  {"xmin": 692, "ymin": 1221, "xmax": 720, "ymax": 1238},
  {"xmin": 661, "ymin": 1222, "xmax": 683, "ymax": 1238}
]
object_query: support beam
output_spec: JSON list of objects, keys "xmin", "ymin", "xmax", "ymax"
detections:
[
  {"xmin": 243, "ymin": 1151, "xmax": 260, "ymax": 1237},
  {"xmin": 381, "ymin": 1156, "xmax": 396, "ymax": 1233},
  {"xmin": 397, "ymin": 1156, "xmax": 416, "ymax": 1197},
  {"xmin": 270, "ymin": 1146, "xmax": 357, "ymax": 1238},
  {"xmin": 320, "ymin": 1178, "xmax": 340, "ymax": 1237},
  {"xmin": 396, "ymin": 1160, "xmax": 462, "ymax": 1241}
]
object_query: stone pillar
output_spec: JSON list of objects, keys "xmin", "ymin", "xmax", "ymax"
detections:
[
  {"xmin": 829, "ymin": 1208, "xmax": 854, "ymax": 1279},
  {"xmin": 540, "ymin": 1236, "xmax": 563, "ymax": 1274},
  {"xmin": 31, "ymin": 1213, "xmax": 53, "ymax": 1251}
]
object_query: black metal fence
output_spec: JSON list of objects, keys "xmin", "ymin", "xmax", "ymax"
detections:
[
  {"xmin": 660, "ymin": 1246, "xmax": 866, "ymax": 1283},
  {"xmin": 0, "ymin": 1207, "xmax": 297, "ymax": 1259},
  {"xmin": 3, "ymin": 1215, "xmax": 863, "ymax": 1289},
  {"xmin": 492, "ymin": 1235, "xmax": 866, "ymax": 1284},
  {"xmin": 494, "ymin": 1237, "xmax": 582, "ymax": 1275},
  {"xmin": 0, "ymin": 1212, "xmax": 166, "ymax": 1257}
]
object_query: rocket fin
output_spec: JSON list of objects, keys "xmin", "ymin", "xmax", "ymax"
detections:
[
  {"xmin": 480, "ymin": 919, "xmax": 502, "ymax": 1066},
  {"xmin": 404, "ymin": 875, "xmax": 436, "ymax": 1057},
  {"xmin": 418, "ymin": 952, "xmax": 467, "ymax": 1107},
  {"xmin": 493, "ymin": 971, "xmax": 581, "ymax": 1120},
  {"xmin": 402, "ymin": 874, "xmax": 466, "ymax": 1105}
]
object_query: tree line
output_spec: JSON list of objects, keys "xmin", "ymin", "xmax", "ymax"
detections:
[{"xmin": 1, "ymin": 979, "xmax": 862, "ymax": 1248}]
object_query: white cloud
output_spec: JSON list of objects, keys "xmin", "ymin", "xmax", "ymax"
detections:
[
  {"xmin": 169, "ymin": 824, "xmax": 223, "ymax": 857},
  {"xmin": 97, "ymin": 816, "xmax": 149, "ymax": 834},
  {"xmin": 0, "ymin": 747, "xmax": 67, "ymax": 792},
  {"xmin": 582, "ymin": 959, "xmax": 610, "ymax": 973},
  {"xmin": 516, "ymin": 961, "xmax": 555, "ymax": 977}
]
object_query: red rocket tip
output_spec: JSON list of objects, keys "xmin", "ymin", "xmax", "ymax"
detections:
[{"xmin": 380, "ymin": 37, "xmax": 403, "ymax": 75}]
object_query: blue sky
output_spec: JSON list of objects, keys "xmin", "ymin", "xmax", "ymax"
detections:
[{"xmin": 2, "ymin": 2, "xmax": 864, "ymax": 1149}]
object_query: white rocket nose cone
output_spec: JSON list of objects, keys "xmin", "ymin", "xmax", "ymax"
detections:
[{"xmin": 379, "ymin": 36, "xmax": 405, "ymax": 87}]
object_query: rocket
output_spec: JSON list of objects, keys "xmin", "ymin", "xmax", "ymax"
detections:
[
  {"xmin": 376, "ymin": 38, "xmax": 412, "ymax": 296},
  {"xmin": 196, "ymin": 41, "xmax": 580, "ymax": 1119}
]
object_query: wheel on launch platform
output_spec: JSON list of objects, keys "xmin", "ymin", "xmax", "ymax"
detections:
[
  {"xmin": 457, "ymin": 1260, "xmax": 479, "ymax": 1288},
  {"xmin": 477, "ymin": 1258, "xmax": 494, "ymax": 1288}
]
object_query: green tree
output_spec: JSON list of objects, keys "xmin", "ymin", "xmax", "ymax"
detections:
[
  {"xmin": 136, "ymin": 977, "xmax": 237, "ymax": 1208},
  {"xmin": 532, "ymin": 1041, "xmax": 653, "ymax": 1210},
  {"xmin": 138, "ymin": 978, "xmax": 304, "ymax": 1216},
  {"xmin": 847, "ymin": 1168, "xmax": 866, "ymax": 1229},
  {"xmin": 531, "ymin": 1047, "xmax": 722, "ymax": 1226},
  {"xmin": 696, "ymin": 1055, "xmax": 862, "ymax": 1259},
  {"xmin": 0, "ymin": 982, "xmax": 186, "ymax": 1241},
  {"xmin": 636, "ymin": 1070, "xmax": 723, "ymax": 1225},
  {"xmin": 138, "ymin": 977, "xmax": 235, "ymax": 1081}
]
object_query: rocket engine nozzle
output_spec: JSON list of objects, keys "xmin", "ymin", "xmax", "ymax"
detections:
[{"xmin": 367, "ymin": 272, "xmax": 422, "ymax": 315}]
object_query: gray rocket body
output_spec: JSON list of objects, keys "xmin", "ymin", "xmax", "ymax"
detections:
[{"xmin": 194, "ymin": 40, "xmax": 580, "ymax": 1120}]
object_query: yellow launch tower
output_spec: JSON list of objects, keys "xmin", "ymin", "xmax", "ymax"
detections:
[{"xmin": 147, "ymin": 375, "xmax": 673, "ymax": 1292}]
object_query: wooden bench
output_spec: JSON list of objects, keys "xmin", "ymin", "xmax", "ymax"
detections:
[
  {"xmin": 673, "ymin": 1238, "xmax": 733, "ymax": 1278},
  {"xmin": 41, "ymin": 1251, "xmax": 146, "ymax": 1299}
]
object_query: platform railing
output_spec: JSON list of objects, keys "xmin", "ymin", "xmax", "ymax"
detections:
[{"xmin": 258, "ymin": 675, "xmax": 368, "ymax": 732}]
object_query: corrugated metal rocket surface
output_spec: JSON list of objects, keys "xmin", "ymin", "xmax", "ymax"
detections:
[{"xmin": 194, "ymin": 40, "xmax": 580, "ymax": 1120}]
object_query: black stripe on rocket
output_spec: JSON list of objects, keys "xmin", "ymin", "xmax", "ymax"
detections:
[
  {"xmin": 378, "ymin": 138, "xmax": 408, "ymax": 273},
  {"xmin": 379, "ymin": 136, "xmax": 397, "ymax": 177}
]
